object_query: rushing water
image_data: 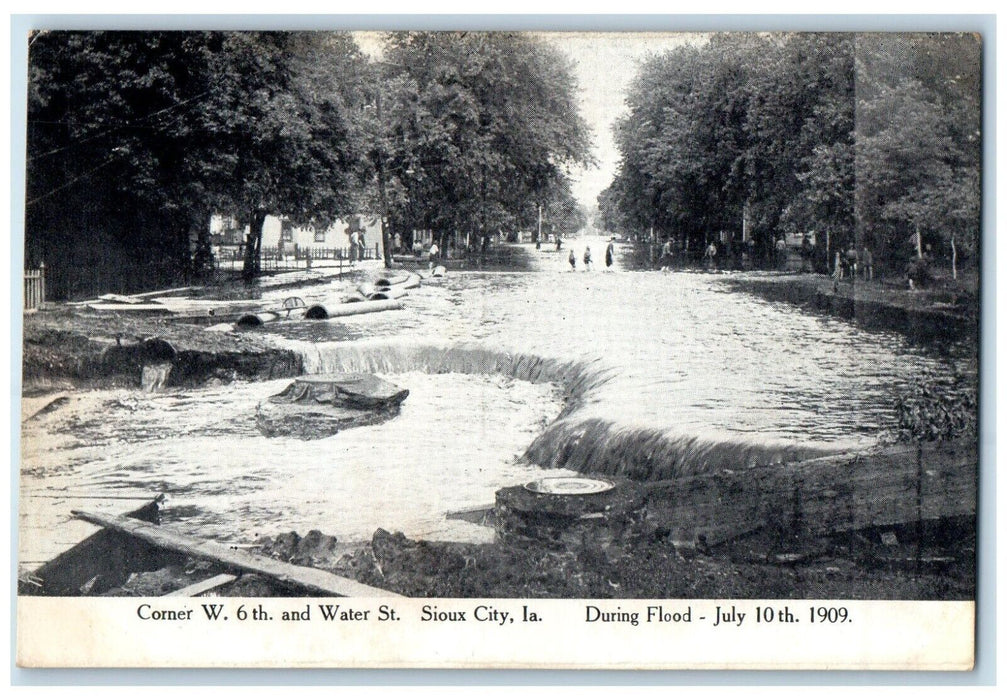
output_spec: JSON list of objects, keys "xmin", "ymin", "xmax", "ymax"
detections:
[{"xmin": 20, "ymin": 236, "xmax": 963, "ymax": 548}]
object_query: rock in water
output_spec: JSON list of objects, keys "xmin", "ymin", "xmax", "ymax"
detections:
[{"xmin": 256, "ymin": 373, "xmax": 409, "ymax": 440}]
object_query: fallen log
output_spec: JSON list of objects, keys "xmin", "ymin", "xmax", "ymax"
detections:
[
  {"xmin": 71, "ymin": 510, "xmax": 403, "ymax": 598},
  {"xmin": 643, "ymin": 438, "xmax": 976, "ymax": 547}
]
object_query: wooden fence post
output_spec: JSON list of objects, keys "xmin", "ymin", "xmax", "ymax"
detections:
[{"xmin": 24, "ymin": 262, "xmax": 47, "ymax": 312}]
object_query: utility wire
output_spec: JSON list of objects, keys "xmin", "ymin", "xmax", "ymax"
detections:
[
  {"xmin": 26, "ymin": 156, "xmax": 120, "ymax": 207},
  {"xmin": 28, "ymin": 88, "xmax": 214, "ymax": 162}
]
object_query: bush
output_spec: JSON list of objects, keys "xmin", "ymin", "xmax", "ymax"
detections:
[
  {"xmin": 893, "ymin": 372, "xmax": 977, "ymax": 442},
  {"xmin": 906, "ymin": 258, "xmax": 935, "ymax": 288}
]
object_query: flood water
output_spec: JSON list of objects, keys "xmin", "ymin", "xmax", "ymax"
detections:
[{"xmin": 20, "ymin": 236, "xmax": 965, "ymax": 547}]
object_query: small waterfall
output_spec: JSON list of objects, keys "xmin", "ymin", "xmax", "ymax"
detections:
[
  {"xmin": 295, "ymin": 340, "xmax": 837, "ymax": 480},
  {"xmin": 141, "ymin": 362, "xmax": 172, "ymax": 392},
  {"xmin": 524, "ymin": 417, "xmax": 833, "ymax": 480}
]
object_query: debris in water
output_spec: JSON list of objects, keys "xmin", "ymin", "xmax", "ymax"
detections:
[{"xmin": 255, "ymin": 373, "xmax": 409, "ymax": 440}]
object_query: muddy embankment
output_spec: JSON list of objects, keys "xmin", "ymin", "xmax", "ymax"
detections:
[
  {"xmin": 21, "ymin": 308, "xmax": 302, "ymax": 394},
  {"xmin": 723, "ymin": 274, "xmax": 978, "ymax": 344},
  {"xmin": 20, "ymin": 305, "xmax": 976, "ymax": 600}
]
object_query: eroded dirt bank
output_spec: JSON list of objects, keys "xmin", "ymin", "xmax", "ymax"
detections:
[{"xmin": 22, "ymin": 307, "xmax": 302, "ymax": 393}]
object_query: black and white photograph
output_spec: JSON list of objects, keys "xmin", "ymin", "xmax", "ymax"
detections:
[{"xmin": 14, "ymin": 25, "xmax": 984, "ymax": 669}]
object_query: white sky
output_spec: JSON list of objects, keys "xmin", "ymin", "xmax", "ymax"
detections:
[
  {"xmin": 353, "ymin": 31, "xmax": 708, "ymax": 211},
  {"xmin": 537, "ymin": 32, "xmax": 708, "ymax": 211}
]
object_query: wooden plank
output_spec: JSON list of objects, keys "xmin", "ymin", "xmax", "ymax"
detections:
[
  {"xmin": 645, "ymin": 439, "xmax": 976, "ymax": 546},
  {"xmin": 85, "ymin": 303, "xmax": 174, "ymax": 313},
  {"xmin": 72, "ymin": 510, "xmax": 403, "ymax": 598},
  {"xmin": 165, "ymin": 573, "xmax": 238, "ymax": 597}
]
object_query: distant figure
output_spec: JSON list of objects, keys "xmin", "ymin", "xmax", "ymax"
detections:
[
  {"xmin": 801, "ymin": 234, "xmax": 813, "ymax": 272},
  {"xmin": 605, "ymin": 237, "xmax": 615, "ymax": 269},
  {"xmin": 775, "ymin": 237, "xmax": 787, "ymax": 269},
  {"xmin": 349, "ymin": 230, "xmax": 360, "ymax": 264},
  {"xmin": 358, "ymin": 232, "xmax": 367, "ymax": 261},
  {"xmin": 845, "ymin": 244, "xmax": 859, "ymax": 279},
  {"xmin": 556, "ymin": 235, "xmax": 562, "ymax": 251},
  {"xmin": 568, "ymin": 249, "xmax": 576, "ymax": 271},
  {"xmin": 860, "ymin": 246, "xmax": 873, "ymax": 280},
  {"xmin": 704, "ymin": 241, "xmax": 717, "ymax": 270},
  {"xmin": 833, "ymin": 251, "xmax": 843, "ymax": 279},
  {"xmin": 428, "ymin": 241, "xmax": 439, "ymax": 271},
  {"xmin": 660, "ymin": 239, "xmax": 673, "ymax": 271},
  {"xmin": 583, "ymin": 246, "xmax": 593, "ymax": 271}
]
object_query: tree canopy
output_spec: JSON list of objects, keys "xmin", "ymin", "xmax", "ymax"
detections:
[
  {"xmin": 26, "ymin": 30, "xmax": 594, "ymax": 293},
  {"xmin": 600, "ymin": 32, "xmax": 980, "ymax": 274},
  {"xmin": 373, "ymin": 31, "xmax": 593, "ymax": 250},
  {"xmin": 26, "ymin": 30, "xmax": 371, "ymax": 289}
]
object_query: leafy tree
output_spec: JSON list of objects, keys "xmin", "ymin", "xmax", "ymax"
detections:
[
  {"xmin": 606, "ymin": 33, "xmax": 856, "ymax": 263},
  {"xmin": 26, "ymin": 30, "xmax": 371, "ymax": 291},
  {"xmin": 197, "ymin": 32, "xmax": 369, "ymax": 278},
  {"xmin": 375, "ymin": 32, "xmax": 592, "ymax": 253},
  {"xmin": 602, "ymin": 31, "xmax": 979, "ymax": 282},
  {"xmin": 854, "ymin": 33, "xmax": 981, "ymax": 278},
  {"xmin": 27, "ymin": 31, "xmax": 219, "ymax": 296}
]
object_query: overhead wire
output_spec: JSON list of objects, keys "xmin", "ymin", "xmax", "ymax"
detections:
[
  {"xmin": 28, "ymin": 87, "xmax": 214, "ymax": 162},
  {"xmin": 26, "ymin": 156, "xmax": 121, "ymax": 206}
]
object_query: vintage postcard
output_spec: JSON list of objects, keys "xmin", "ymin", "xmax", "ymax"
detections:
[{"xmin": 15, "ymin": 28, "xmax": 981, "ymax": 670}]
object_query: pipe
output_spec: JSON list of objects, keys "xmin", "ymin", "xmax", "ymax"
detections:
[
  {"xmin": 305, "ymin": 299, "xmax": 404, "ymax": 320},
  {"xmin": 367, "ymin": 286, "xmax": 408, "ymax": 300},
  {"xmin": 235, "ymin": 312, "xmax": 280, "ymax": 328}
]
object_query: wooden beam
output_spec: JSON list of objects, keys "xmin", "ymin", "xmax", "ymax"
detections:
[
  {"xmin": 72, "ymin": 510, "xmax": 403, "ymax": 598},
  {"xmin": 165, "ymin": 573, "xmax": 238, "ymax": 597}
]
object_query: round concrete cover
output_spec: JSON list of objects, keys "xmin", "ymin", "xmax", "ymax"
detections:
[{"xmin": 523, "ymin": 477, "xmax": 615, "ymax": 495}]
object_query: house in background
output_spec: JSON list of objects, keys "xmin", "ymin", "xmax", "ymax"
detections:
[{"xmin": 209, "ymin": 214, "xmax": 385, "ymax": 258}]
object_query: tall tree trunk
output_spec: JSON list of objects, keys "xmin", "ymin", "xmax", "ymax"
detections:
[
  {"xmin": 375, "ymin": 161, "xmax": 393, "ymax": 269},
  {"xmin": 243, "ymin": 209, "xmax": 267, "ymax": 280},
  {"xmin": 191, "ymin": 209, "xmax": 213, "ymax": 278},
  {"xmin": 951, "ymin": 235, "xmax": 957, "ymax": 280}
]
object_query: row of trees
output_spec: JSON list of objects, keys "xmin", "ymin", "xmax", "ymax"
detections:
[
  {"xmin": 25, "ymin": 31, "xmax": 592, "ymax": 296},
  {"xmin": 376, "ymin": 33, "xmax": 591, "ymax": 254},
  {"xmin": 599, "ymin": 32, "xmax": 980, "ymax": 276}
]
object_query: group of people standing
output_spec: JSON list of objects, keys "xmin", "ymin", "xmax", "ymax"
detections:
[
  {"xmin": 833, "ymin": 244, "xmax": 874, "ymax": 280},
  {"xmin": 567, "ymin": 238, "xmax": 616, "ymax": 271}
]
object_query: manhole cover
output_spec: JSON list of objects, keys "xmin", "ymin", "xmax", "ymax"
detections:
[{"xmin": 523, "ymin": 477, "xmax": 616, "ymax": 495}]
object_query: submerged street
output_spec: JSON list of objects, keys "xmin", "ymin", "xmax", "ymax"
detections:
[{"xmin": 19, "ymin": 238, "xmax": 969, "ymax": 555}]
